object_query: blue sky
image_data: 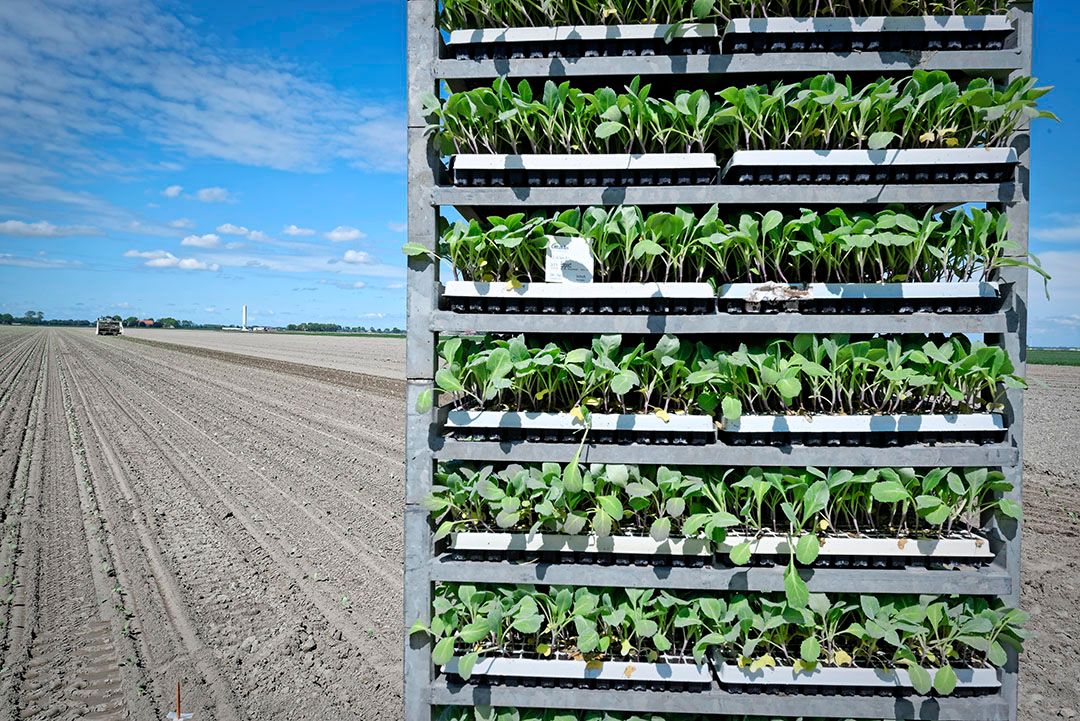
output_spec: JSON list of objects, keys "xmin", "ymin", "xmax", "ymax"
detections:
[{"xmin": 0, "ymin": 1, "xmax": 1078, "ymax": 343}]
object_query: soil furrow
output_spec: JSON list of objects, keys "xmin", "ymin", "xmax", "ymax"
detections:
[
  {"xmin": 72, "ymin": 341, "xmax": 404, "ymax": 626},
  {"xmin": 56, "ymin": 333, "xmax": 245, "ymax": 721},
  {"xmin": 53, "ymin": 330, "xmax": 402, "ymax": 717}
]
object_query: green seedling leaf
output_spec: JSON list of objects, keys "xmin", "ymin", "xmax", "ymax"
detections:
[
  {"xmin": 435, "ymin": 369, "xmax": 464, "ymax": 393},
  {"xmin": 563, "ymin": 462, "xmax": 583, "ymax": 493},
  {"xmin": 597, "ymin": 495, "xmax": 623, "ymax": 520},
  {"xmin": 728, "ymin": 541, "xmax": 752, "ymax": 566},
  {"xmin": 401, "ymin": 241, "xmax": 427, "ymax": 257},
  {"xmin": 650, "ymin": 517, "xmax": 671, "ymax": 542},
  {"xmin": 595, "ymin": 121, "xmax": 625, "ymax": 139},
  {"xmin": 799, "ymin": 636, "xmax": 821, "ymax": 663},
  {"xmin": 997, "ymin": 498, "xmax": 1023, "ymax": 519},
  {"xmin": 868, "ymin": 131, "xmax": 898, "ymax": 149},
  {"xmin": 933, "ymin": 665, "xmax": 959, "ymax": 695},
  {"xmin": 415, "ymin": 389, "xmax": 433, "ymax": 413},
  {"xmin": 795, "ymin": 533, "xmax": 821, "ymax": 565},
  {"xmin": 721, "ymin": 396, "xmax": 742, "ymax": 422},
  {"xmin": 784, "ymin": 563, "xmax": 809, "ymax": 608},
  {"xmin": 907, "ymin": 663, "xmax": 932, "ymax": 695},
  {"xmin": 432, "ymin": 636, "xmax": 455, "ymax": 666},
  {"xmin": 988, "ymin": 640, "xmax": 1008, "ymax": 667},
  {"xmin": 457, "ymin": 651, "xmax": 479, "ymax": 681}
]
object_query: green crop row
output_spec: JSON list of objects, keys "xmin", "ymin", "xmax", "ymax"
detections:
[
  {"xmin": 429, "ymin": 463, "xmax": 1018, "ymax": 546},
  {"xmin": 437, "ymin": 712, "xmax": 872, "ymax": 721},
  {"xmin": 432, "ymin": 333, "xmax": 1021, "ymax": 418},
  {"xmin": 422, "ymin": 72, "xmax": 1053, "ymax": 155},
  {"xmin": 438, "ymin": 0, "xmax": 1008, "ymax": 32},
  {"xmin": 429, "ymin": 462, "xmax": 1018, "ymax": 606},
  {"xmin": 419, "ymin": 205, "xmax": 1047, "ymax": 287},
  {"xmin": 411, "ymin": 584, "xmax": 1027, "ymax": 695}
]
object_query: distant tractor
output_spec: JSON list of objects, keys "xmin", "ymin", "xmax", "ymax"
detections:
[{"xmin": 96, "ymin": 317, "xmax": 123, "ymax": 336}]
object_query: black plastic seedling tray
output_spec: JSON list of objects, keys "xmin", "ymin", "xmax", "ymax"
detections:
[
  {"xmin": 443, "ymin": 296, "xmax": 717, "ymax": 315},
  {"xmin": 452, "ymin": 167, "xmax": 719, "ymax": 187}
]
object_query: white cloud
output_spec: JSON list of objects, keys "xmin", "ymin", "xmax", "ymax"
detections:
[
  {"xmin": 0, "ymin": 1, "xmax": 404, "ymax": 174},
  {"xmin": 1029, "ymin": 250, "xmax": 1080, "ymax": 348},
  {"xmin": 388, "ymin": 221, "xmax": 407, "ymax": 233},
  {"xmin": 195, "ymin": 187, "xmax": 234, "ymax": 203},
  {"xmin": 200, "ymin": 249, "xmax": 401, "ymax": 278},
  {"xmin": 326, "ymin": 225, "xmax": 366, "ymax": 243},
  {"xmin": 177, "ymin": 257, "xmax": 216, "ymax": 270},
  {"xmin": 125, "ymin": 248, "xmax": 219, "ymax": 271},
  {"xmin": 0, "ymin": 219, "xmax": 102, "ymax": 237},
  {"xmin": 124, "ymin": 249, "xmax": 172, "ymax": 259},
  {"xmin": 342, "ymin": 249, "xmax": 374, "ymax": 264},
  {"xmin": 181, "ymin": 233, "xmax": 220, "ymax": 248},
  {"xmin": 162, "ymin": 185, "xmax": 184, "ymax": 198},
  {"xmin": 321, "ymin": 279, "xmax": 367, "ymax": 290},
  {"xmin": 214, "ymin": 224, "xmax": 271, "ymax": 244},
  {"xmin": 0, "ymin": 253, "xmax": 82, "ymax": 269},
  {"xmin": 169, "ymin": 218, "xmax": 195, "ymax": 229},
  {"xmin": 387, "ymin": 282, "xmax": 405, "ymax": 289},
  {"xmin": 283, "ymin": 224, "xmax": 315, "ymax": 236}
]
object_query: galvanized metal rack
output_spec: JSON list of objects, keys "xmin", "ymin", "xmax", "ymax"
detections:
[{"xmin": 405, "ymin": 3, "xmax": 1034, "ymax": 719}]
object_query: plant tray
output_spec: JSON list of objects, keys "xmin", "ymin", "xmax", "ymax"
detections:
[
  {"xmin": 719, "ymin": 532, "xmax": 993, "ymax": 561},
  {"xmin": 442, "ymin": 655, "xmax": 711, "ymax": 685},
  {"xmin": 441, "ymin": 281, "xmax": 717, "ymax": 314},
  {"xmin": 722, "ymin": 413, "xmax": 1006, "ymax": 447},
  {"xmin": 714, "ymin": 661, "xmax": 1000, "ymax": 691},
  {"xmin": 451, "ymin": 153, "xmax": 719, "ymax": 187},
  {"xmin": 716, "ymin": 281, "xmax": 1002, "ymax": 314},
  {"xmin": 449, "ymin": 531, "xmax": 712, "ymax": 557},
  {"xmin": 443, "ymin": 410, "xmax": 716, "ymax": 445},
  {"xmin": 445, "ymin": 23, "xmax": 720, "ymax": 60},
  {"xmin": 721, "ymin": 148, "xmax": 1017, "ymax": 185},
  {"xmin": 723, "ymin": 15, "xmax": 1012, "ymax": 54}
]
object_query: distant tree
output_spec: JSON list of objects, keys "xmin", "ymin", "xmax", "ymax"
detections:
[
  {"xmin": 0, "ymin": 313, "xmax": 13, "ymax": 325},
  {"xmin": 123, "ymin": 316, "xmax": 139, "ymax": 327},
  {"xmin": 286, "ymin": 324, "xmax": 298, "ymax": 331},
  {"xmin": 158, "ymin": 317, "xmax": 179, "ymax": 328},
  {"xmin": 179, "ymin": 319, "xmax": 193, "ymax": 328}
]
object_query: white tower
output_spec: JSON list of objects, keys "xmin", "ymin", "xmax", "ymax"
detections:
[{"xmin": 242, "ymin": 305, "xmax": 248, "ymax": 329}]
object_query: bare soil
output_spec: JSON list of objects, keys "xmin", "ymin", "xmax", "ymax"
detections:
[
  {"xmin": 0, "ymin": 328, "xmax": 404, "ymax": 720},
  {"xmin": 0, "ymin": 327, "xmax": 1075, "ymax": 720},
  {"xmin": 125, "ymin": 328, "xmax": 405, "ymax": 379}
]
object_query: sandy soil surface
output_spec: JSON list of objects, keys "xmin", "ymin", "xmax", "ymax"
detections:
[
  {"xmin": 125, "ymin": 328, "xmax": 405, "ymax": 379},
  {"xmin": 0, "ymin": 327, "xmax": 404, "ymax": 720},
  {"xmin": 0, "ymin": 326, "xmax": 1075, "ymax": 720},
  {"xmin": 1018, "ymin": 364, "xmax": 1080, "ymax": 719}
]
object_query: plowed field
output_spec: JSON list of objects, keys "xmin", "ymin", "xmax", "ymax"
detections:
[
  {"xmin": 0, "ymin": 327, "xmax": 404, "ymax": 720},
  {"xmin": 0, "ymin": 326, "xmax": 1075, "ymax": 720}
]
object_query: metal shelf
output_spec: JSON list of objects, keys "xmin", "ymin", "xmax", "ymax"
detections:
[
  {"xmin": 432, "ymin": 439, "xmax": 1018, "ymax": 467},
  {"xmin": 435, "ymin": 48, "xmax": 1023, "ymax": 81},
  {"xmin": 430, "ymin": 556, "xmax": 1012, "ymax": 595},
  {"xmin": 431, "ymin": 310, "xmax": 1010, "ymax": 335},
  {"xmin": 432, "ymin": 183, "xmax": 1020, "ymax": 208},
  {"xmin": 431, "ymin": 679, "xmax": 1010, "ymax": 720},
  {"xmin": 407, "ymin": 1, "xmax": 1033, "ymax": 718}
]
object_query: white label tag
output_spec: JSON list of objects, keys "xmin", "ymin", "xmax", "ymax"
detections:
[{"xmin": 545, "ymin": 236, "xmax": 593, "ymax": 283}]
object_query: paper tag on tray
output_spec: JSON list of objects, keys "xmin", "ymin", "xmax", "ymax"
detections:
[{"xmin": 545, "ymin": 236, "xmax": 593, "ymax": 283}]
